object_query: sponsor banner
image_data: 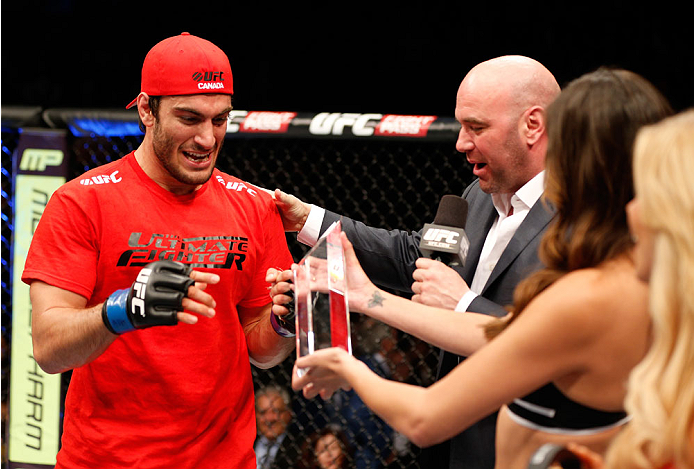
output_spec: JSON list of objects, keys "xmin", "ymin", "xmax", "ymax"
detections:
[
  {"xmin": 374, "ymin": 115, "xmax": 437, "ymax": 137},
  {"xmin": 56, "ymin": 109, "xmax": 459, "ymax": 140},
  {"xmin": 237, "ymin": 111, "xmax": 297, "ymax": 133},
  {"xmin": 226, "ymin": 111, "xmax": 459, "ymax": 140},
  {"xmin": 9, "ymin": 130, "xmax": 68, "ymax": 467}
]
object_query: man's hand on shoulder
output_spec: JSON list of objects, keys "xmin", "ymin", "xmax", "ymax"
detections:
[{"xmin": 272, "ymin": 189, "xmax": 311, "ymax": 232}]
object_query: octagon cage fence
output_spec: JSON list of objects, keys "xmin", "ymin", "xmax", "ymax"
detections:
[{"xmin": 1, "ymin": 106, "xmax": 474, "ymax": 469}]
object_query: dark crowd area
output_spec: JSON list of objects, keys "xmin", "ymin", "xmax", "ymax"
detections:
[{"xmin": 1, "ymin": 1, "xmax": 692, "ymax": 115}]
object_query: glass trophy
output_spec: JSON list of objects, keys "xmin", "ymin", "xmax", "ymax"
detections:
[{"xmin": 294, "ymin": 221, "xmax": 352, "ymax": 374}]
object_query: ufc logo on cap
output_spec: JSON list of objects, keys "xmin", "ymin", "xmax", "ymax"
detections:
[{"xmin": 192, "ymin": 71, "xmax": 225, "ymax": 82}]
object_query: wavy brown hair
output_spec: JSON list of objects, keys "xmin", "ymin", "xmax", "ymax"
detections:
[{"xmin": 485, "ymin": 68, "xmax": 673, "ymax": 339}]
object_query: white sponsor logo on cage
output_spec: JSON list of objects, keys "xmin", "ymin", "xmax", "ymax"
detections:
[
  {"xmin": 79, "ymin": 170, "xmax": 122, "ymax": 186},
  {"xmin": 226, "ymin": 110, "xmax": 249, "ymax": 133},
  {"xmin": 309, "ymin": 112, "xmax": 382, "ymax": 136}
]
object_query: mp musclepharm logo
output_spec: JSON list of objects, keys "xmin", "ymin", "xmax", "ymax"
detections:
[{"xmin": 19, "ymin": 149, "xmax": 64, "ymax": 171}]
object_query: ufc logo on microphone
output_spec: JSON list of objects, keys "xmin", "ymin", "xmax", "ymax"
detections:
[
  {"xmin": 423, "ymin": 229, "xmax": 460, "ymax": 244},
  {"xmin": 131, "ymin": 268, "xmax": 152, "ymax": 317}
]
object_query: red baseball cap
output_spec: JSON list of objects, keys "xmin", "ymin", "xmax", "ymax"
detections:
[{"xmin": 126, "ymin": 32, "xmax": 233, "ymax": 109}]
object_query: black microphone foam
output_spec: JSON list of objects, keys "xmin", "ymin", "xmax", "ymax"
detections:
[
  {"xmin": 419, "ymin": 195, "xmax": 470, "ymax": 266},
  {"xmin": 433, "ymin": 194, "xmax": 469, "ymax": 228}
]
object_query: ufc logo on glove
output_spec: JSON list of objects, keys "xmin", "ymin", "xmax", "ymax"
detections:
[
  {"xmin": 102, "ymin": 260, "xmax": 194, "ymax": 334},
  {"xmin": 131, "ymin": 268, "xmax": 152, "ymax": 318}
]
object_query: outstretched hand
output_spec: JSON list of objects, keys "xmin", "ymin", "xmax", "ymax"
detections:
[
  {"xmin": 292, "ymin": 347, "xmax": 356, "ymax": 399},
  {"xmin": 273, "ymin": 189, "xmax": 312, "ymax": 232},
  {"xmin": 266, "ymin": 233, "xmax": 380, "ymax": 315}
]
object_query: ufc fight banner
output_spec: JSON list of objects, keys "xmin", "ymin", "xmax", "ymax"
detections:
[
  {"xmin": 9, "ymin": 129, "xmax": 67, "ymax": 468},
  {"xmin": 224, "ymin": 111, "xmax": 459, "ymax": 141},
  {"xmin": 57, "ymin": 108, "xmax": 460, "ymax": 141}
]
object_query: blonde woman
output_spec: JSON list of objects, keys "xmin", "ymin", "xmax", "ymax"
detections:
[{"xmin": 605, "ymin": 109, "xmax": 694, "ymax": 468}]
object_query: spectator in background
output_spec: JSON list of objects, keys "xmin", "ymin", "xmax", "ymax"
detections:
[
  {"xmin": 299, "ymin": 425, "xmax": 354, "ymax": 469},
  {"xmin": 254, "ymin": 386, "xmax": 293, "ymax": 469},
  {"xmin": 290, "ymin": 68, "xmax": 673, "ymax": 468}
]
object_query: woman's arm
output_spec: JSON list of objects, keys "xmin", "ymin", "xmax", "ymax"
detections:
[
  {"xmin": 294, "ymin": 266, "xmax": 600, "ymax": 447},
  {"xmin": 343, "ymin": 231, "xmax": 500, "ymax": 356},
  {"xmin": 357, "ymin": 288, "xmax": 498, "ymax": 357},
  {"xmin": 269, "ymin": 233, "xmax": 498, "ymax": 356}
]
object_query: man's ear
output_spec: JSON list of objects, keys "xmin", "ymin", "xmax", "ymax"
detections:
[
  {"xmin": 523, "ymin": 106, "xmax": 545, "ymax": 146},
  {"xmin": 137, "ymin": 93, "xmax": 156, "ymax": 128}
]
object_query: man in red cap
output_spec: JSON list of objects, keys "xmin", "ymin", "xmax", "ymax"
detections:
[{"xmin": 22, "ymin": 32, "xmax": 296, "ymax": 468}]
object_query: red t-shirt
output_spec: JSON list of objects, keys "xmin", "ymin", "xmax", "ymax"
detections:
[{"xmin": 22, "ymin": 153, "xmax": 293, "ymax": 468}]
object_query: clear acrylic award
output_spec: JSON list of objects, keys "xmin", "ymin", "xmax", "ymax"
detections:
[{"xmin": 294, "ymin": 221, "xmax": 352, "ymax": 373}]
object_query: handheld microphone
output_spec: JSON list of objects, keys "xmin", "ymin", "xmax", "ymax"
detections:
[{"xmin": 419, "ymin": 195, "xmax": 470, "ymax": 266}]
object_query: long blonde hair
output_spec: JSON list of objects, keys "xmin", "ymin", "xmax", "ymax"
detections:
[{"xmin": 606, "ymin": 109, "xmax": 694, "ymax": 469}]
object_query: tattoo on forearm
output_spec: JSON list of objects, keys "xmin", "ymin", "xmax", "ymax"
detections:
[{"xmin": 367, "ymin": 291, "xmax": 384, "ymax": 308}]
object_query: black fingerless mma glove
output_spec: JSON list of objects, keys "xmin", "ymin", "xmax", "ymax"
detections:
[{"xmin": 102, "ymin": 260, "xmax": 194, "ymax": 334}]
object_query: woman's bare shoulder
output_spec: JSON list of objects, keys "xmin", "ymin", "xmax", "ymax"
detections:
[
  {"xmin": 519, "ymin": 257, "xmax": 647, "ymax": 338},
  {"xmin": 551, "ymin": 257, "xmax": 645, "ymax": 308}
]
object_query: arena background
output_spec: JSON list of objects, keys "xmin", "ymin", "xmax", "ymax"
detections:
[{"xmin": 1, "ymin": 1, "xmax": 693, "ymax": 468}]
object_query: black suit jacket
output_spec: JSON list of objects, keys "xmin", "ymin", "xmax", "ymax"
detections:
[{"xmin": 320, "ymin": 179, "xmax": 555, "ymax": 469}]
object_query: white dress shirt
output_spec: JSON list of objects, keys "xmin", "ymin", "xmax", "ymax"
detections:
[
  {"xmin": 455, "ymin": 171, "xmax": 545, "ymax": 311},
  {"xmin": 297, "ymin": 204, "xmax": 326, "ymax": 246}
]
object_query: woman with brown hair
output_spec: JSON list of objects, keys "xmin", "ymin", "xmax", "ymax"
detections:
[
  {"xmin": 551, "ymin": 109, "xmax": 694, "ymax": 469},
  {"xmin": 289, "ymin": 68, "xmax": 673, "ymax": 468},
  {"xmin": 298, "ymin": 425, "xmax": 354, "ymax": 469}
]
